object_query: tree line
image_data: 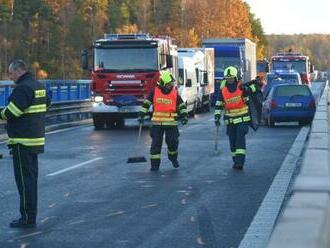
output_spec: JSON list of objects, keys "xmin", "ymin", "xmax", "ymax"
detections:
[{"xmin": 0, "ymin": 0, "xmax": 267, "ymax": 79}]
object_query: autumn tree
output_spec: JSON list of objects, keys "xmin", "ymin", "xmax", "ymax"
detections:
[{"xmin": 0, "ymin": 0, "xmax": 270, "ymax": 79}]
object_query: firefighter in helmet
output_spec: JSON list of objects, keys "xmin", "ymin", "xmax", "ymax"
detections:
[
  {"xmin": 214, "ymin": 66, "xmax": 257, "ymax": 170},
  {"xmin": 138, "ymin": 71, "xmax": 188, "ymax": 171}
]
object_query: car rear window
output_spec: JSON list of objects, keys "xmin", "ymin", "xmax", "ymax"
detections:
[
  {"xmin": 267, "ymin": 74, "xmax": 299, "ymax": 84},
  {"xmin": 275, "ymin": 85, "xmax": 311, "ymax": 97}
]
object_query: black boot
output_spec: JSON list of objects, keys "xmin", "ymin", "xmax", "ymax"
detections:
[
  {"xmin": 232, "ymin": 164, "xmax": 244, "ymax": 170},
  {"xmin": 150, "ymin": 160, "xmax": 160, "ymax": 172},
  {"xmin": 9, "ymin": 218, "xmax": 36, "ymax": 228},
  {"xmin": 150, "ymin": 165, "xmax": 159, "ymax": 171},
  {"xmin": 171, "ymin": 160, "xmax": 180, "ymax": 168}
]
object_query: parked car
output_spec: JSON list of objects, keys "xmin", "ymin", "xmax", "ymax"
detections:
[
  {"xmin": 262, "ymin": 84, "xmax": 316, "ymax": 127},
  {"xmin": 263, "ymin": 71, "xmax": 302, "ymax": 98}
]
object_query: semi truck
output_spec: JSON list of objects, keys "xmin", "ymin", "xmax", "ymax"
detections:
[
  {"xmin": 81, "ymin": 34, "xmax": 178, "ymax": 129},
  {"xmin": 271, "ymin": 51, "xmax": 313, "ymax": 86},
  {"xmin": 202, "ymin": 38, "xmax": 256, "ymax": 104},
  {"xmin": 178, "ymin": 48, "xmax": 214, "ymax": 113}
]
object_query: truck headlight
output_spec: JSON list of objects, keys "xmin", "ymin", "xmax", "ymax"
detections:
[{"xmin": 94, "ymin": 96, "xmax": 103, "ymax": 103}]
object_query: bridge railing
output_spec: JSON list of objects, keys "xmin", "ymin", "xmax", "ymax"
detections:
[
  {"xmin": 0, "ymin": 80, "xmax": 91, "ymax": 106},
  {"xmin": 268, "ymin": 81, "xmax": 330, "ymax": 247},
  {"xmin": 0, "ymin": 80, "xmax": 92, "ymax": 136}
]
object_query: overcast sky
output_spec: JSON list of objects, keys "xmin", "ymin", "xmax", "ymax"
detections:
[{"xmin": 244, "ymin": 0, "xmax": 330, "ymax": 34}]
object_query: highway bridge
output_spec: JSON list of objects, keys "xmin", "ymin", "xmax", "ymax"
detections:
[{"xmin": 0, "ymin": 81, "xmax": 328, "ymax": 248}]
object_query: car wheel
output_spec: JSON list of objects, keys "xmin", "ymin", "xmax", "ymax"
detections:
[
  {"xmin": 204, "ymin": 99, "xmax": 211, "ymax": 112},
  {"xmin": 299, "ymin": 119, "xmax": 312, "ymax": 126},
  {"xmin": 263, "ymin": 118, "xmax": 268, "ymax": 126},
  {"xmin": 268, "ymin": 117, "xmax": 275, "ymax": 127},
  {"xmin": 196, "ymin": 98, "xmax": 202, "ymax": 113},
  {"xmin": 115, "ymin": 118, "xmax": 125, "ymax": 128},
  {"xmin": 93, "ymin": 116, "xmax": 105, "ymax": 130},
  {"xmin": 189, "ymin": 102, "xmax": 196, "ymax": 117}
]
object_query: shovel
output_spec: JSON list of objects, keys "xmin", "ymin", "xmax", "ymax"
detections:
[
  {"xmin": 127, "ymin": 123, "xmax": 147, "ymax": 163},
  {"xmin": 213, "ymin": 125, "xmax": 220, "ymax": 155}
]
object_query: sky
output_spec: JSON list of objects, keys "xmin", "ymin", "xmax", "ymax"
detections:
[{"xmin": 244, "ymin": 0, "xmax": 330, "ymax": 34}]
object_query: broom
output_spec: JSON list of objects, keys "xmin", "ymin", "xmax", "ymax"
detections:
[{"xmin": 127, "ymin": 123, "xmax": 147, "ymax": 163}]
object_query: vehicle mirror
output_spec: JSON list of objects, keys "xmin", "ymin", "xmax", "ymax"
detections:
[
  {"xmin": 265, "ymin": 64, "xmax": 269, "ymax": 73},
  {"xmin": 81, "ymin": 49, "xmax": 89, "ymax": 70},
  {"xmin": 202, "ymin": 72, "xmax": 209, "ymax": 85},
  {"xmin": 178, "ymin": 77, "xmax": 184, "ymax": 85},
  {"xmin": 166, "ymin": 55, "xmax": 173, "ymax": 68},
  {"xmin": 186, "ymin": 79, "xmax": 192, "ymax": 87},
  {"xmin": 310, "ymin": 64, "xmax": 314, "ymax": 73}
]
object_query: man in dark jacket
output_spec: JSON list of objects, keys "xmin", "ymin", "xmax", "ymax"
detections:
[
  {"xmin": 138, "ymin": 71, "xmax": 188, "ymax": 171},
  {"xmin": 0, "ymin": 59, "xmax": 50, "ymax": 228}
]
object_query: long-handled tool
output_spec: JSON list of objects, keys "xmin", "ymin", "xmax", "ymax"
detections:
[
  {"xmin": 127, "ymin": 123, "xmax": 147, "ymax": 163},
  {"xmin": 213, "ymin": 125, "xmax": 220, "ymax": 155}
]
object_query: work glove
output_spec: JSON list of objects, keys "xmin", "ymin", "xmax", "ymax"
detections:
[
  {"xmin": 137, "ymin": 115, "xmax": 144, "ymax": 125},
  {"xmin": 181, "ymin": 117, "xmax": 188, "ymax": 126},
  {"xmin": 215, "ymin": 116, "xmax": 221, "ymax": 126},
  {"xmin": 239, "ymin": 83, "xmax": 250, "ymax": 92}
]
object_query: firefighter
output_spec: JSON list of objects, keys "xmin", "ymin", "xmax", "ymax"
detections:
[
  {"xmin": 0, "ymin": 60, "xmax": 50, "ymax": 228},
  {"xmin": 214, "ymin": 66, "xmax": 257, "ymax": 170},
  {"xmin": 138, "ymin": 71, "xmax": 188, "ymax": 171}
]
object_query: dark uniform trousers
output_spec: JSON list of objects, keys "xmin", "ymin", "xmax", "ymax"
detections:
[
  {"xmin": 150, "ymin": 125, "xmax": 179, "ymax": 168},
  {"xmin": 226, "ymin": 122, "xmax": 249, "ymax": 165},
  {"xmin": 12, "ymin": 144, "xmax": 38, "ymax": 222}
]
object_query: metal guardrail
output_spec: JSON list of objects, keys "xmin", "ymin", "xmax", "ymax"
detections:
[
  {"xmin": 0, "ymin": 80, "xmax": 92, "ymax": 136},
  {"xmin": 0, "ymin": 80, "xmax": 91, "ymax": 107},
  {"xmin": 268, "ymin": 81, "xmax": 330, "ymax": 247}
]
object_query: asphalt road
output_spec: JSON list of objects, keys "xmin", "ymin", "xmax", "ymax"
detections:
[{"xmin": 0, "ymin": 112, "xmax": 301, "ymax": 248}]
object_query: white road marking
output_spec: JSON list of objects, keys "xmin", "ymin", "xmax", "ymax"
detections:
[
  {"xmin": 0, "ymin": 126, "xmax": 88, "ymax": 145},
  {"xmin": 46, "ymin": 157, "xmax": 103, "ymax": 177},
  {"xmin": 141, "ymin": 204, "xmax": 158, "ymax": 209},
  {"xmin": 46, "ymin": 126, "xmax": 85, "ymax": 135},
  {"xmin": 107, "ymin": 210, "xmax": 125, "ymax": 217}
]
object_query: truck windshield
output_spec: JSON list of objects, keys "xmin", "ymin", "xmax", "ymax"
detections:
[
  {"xmin": 272, "ymin": 61, "xmax": 307, "ymax": 73},
  {"xmin": 267, "ymin": 74, "xmax": 299, "ymax": 84},
  {"xmin": 214, "ymin": 57, "xmax": 241, "ymax": 73},
  {"xmin": 257, "ymin": 62, "xmax": 268, "ymax": 73},
  {"xmin": 94, "ymin": 47, "xmax": 158, "ymax": 71}
]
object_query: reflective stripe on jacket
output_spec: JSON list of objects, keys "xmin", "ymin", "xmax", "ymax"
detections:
[
  {"xmin": 152, "ymin": 87, "xmax": 178, "ymax": 123},
  {"xmin": 2, "ymin": 73, "xmax": 49, "ymax": 153}
]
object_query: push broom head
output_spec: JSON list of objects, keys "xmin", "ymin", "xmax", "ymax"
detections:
[{"xmin": 127, "ymin": 156, "xmax": 147, "ymax": 163}]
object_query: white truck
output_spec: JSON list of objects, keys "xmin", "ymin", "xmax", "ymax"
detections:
[
  {"xmin": 177, "ymin": 54, "xmax": 198, "ymax": 116},
  {"xmin": 178, "ymin": 48, "xmax": 214, "ymax": 112}
]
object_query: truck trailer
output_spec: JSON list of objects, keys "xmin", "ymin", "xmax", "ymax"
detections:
[{"xmin": 202, "ymin": 38, "xmax": 256, "ymax": 104}]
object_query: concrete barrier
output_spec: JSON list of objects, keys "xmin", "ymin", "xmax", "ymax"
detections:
[{"xmin": 268, "ymin": 81, "xmax": 330, "ymax": 248}]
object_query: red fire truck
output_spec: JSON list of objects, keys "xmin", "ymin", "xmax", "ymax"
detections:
[
  {"xmin": 81, "ymin": 34, "xmax": 178, "ymax": 129},
  {"xmin": 271, "ymin": 51, "xmax": 314, "ymax": 85}
]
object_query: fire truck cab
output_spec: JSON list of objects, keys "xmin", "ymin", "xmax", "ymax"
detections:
[
  {"xmin": 271, "ymin": 51, "xmax": 313, "ymax": 86},
  {"xmin": 81, "ymin": 34, "xmax": 178, "ymax": 129}
]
